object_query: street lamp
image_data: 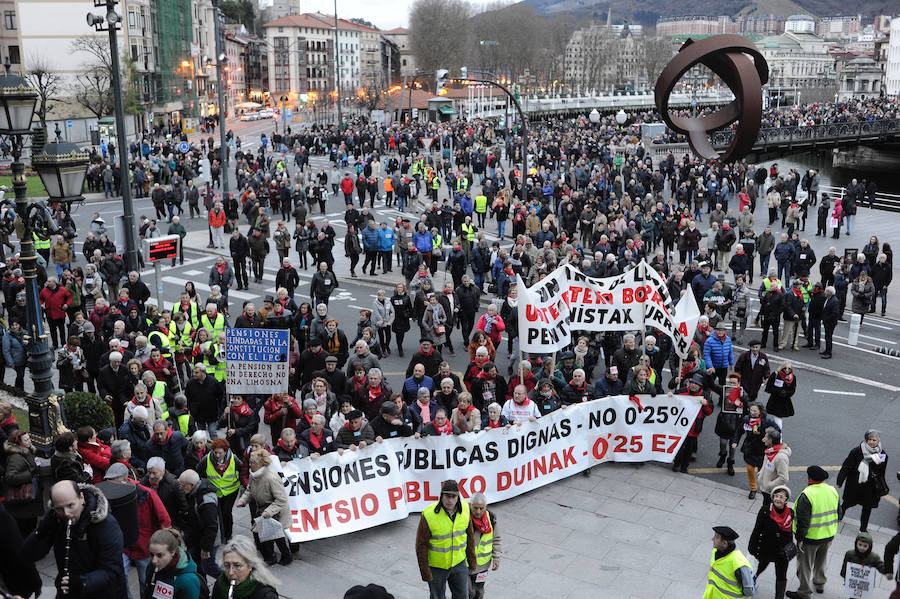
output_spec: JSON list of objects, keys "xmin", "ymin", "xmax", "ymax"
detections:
[
  {"xmin": 615, "ymin": 109, "xmax": 627, "ymax": 125},
  {"xmin": 588, "ymin": 108, "xmax": 600, "ymax": 124},
  {"xmin": 33, "ymin": 125, "xmax": 90, "ymax": 202},
  {"xmin": 0, "ymin": 61, "xmax": 86, "ymax": 456}
]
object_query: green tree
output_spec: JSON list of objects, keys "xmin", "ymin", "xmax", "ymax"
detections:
[
  {"xmin": 220, "ymin": 0, "xmax": 257, "ymax": 33},
  {"xmin": 122, "ymin": 56, "xmax": 143, "ymax": 116}
]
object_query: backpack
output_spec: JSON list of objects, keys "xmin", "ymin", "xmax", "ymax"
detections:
[{"xmin": 175, "ymin": 572, "xmax": 211, "ymax": 599}]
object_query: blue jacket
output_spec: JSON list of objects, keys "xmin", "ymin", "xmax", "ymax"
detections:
[
  {"xmin": 774, "ymin": 241, "xmax": 795, "ymax": 264},
  {"xmin": 413, "ymin": 231, "xmax": 433, "ymax": 254},
  {"xmin": 703, "ymin": 333, "xmax": 734, "ymax": 369},
  {"xmin": 402, "ymin": 375, "xmax": 434, "ymax": 405},
  {"xmin": 378, "ymin": 228, "xmax": 395, "ymax": 252},
  {"xmin": 595, "ymin": 375, "xmax": 624, "ymax": 398},
  {"xmin": 459, "ymin": 195, "xmax": 473, "ymax": 215},
  {"xmin": 2, "ymin": 330, "xmax": 25, "ymax": 367},
  {"xmin": 145, "ymin": 430, "xmax": 188, "ymax": 475},
  {"xmin": 361, "ymin": 226, "xmax": 381, "ymax": 251},
  {"xmin": 535, "ymin": 230, "xmax": 555, "ymax": 247}
]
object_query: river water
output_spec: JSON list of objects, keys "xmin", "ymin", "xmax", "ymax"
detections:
[{"xmin": 755, "ymin": 149, "xmax": 899, "ymax": 196}]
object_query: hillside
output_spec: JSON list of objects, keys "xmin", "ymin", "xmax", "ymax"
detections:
[{"xmin": 521, "ymin": 0, "xmax": 896, "ymax": 27}]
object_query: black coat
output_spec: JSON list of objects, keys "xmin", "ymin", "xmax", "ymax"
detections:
[
  {"xmin": 734, "ymin": 350, "xmax": 771, "ymax": 398},
  {"xmin": 140, "ymin": 470, "xmax": 189, "ymax": 528},
  {"xmin": 837, "ymin": 445, "xmax": 889, "ymax": 509},
  {"xmin": 211, "ymin": 577, "xmax": 278, "ymax": 599},
  {"xmin": 748, "ymin": 504, "xmax": 796, "ymax": 562},
  {"xmin": 0, "ymin": 503, "xmax": 42, "ymax": 598},
  {"xmin": 183, "ymin": 479, "xmax": 219, "ymax": 554},
  {"xmin": 732, "ymin": 414, "xmax": 780, "ymax": 468},
  {"xmin": 184, "ymin": 375, "xmax": 224, "ymax": 424},
  {"xmin": 23, "ymin": 484, "xmax": 126, "ymax": 599},
  {"xmin": 764, "ymin": 372, "xmax": 796, "ymax": 418}
]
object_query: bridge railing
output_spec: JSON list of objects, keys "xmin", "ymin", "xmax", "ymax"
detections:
[
  {"xmin": 796, "ymin": 184, "xmax": 900, "ymax": 214},
  {"xmin": 711, "ymin": 119, "xmax": 900, "ymax": 151}
]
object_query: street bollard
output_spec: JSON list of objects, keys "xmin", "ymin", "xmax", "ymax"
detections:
[{"xmin": 847, "ymin": 313, "xmax": 861, "ymax": 346}]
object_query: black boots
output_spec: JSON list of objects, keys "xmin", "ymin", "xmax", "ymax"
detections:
[
  {"xmin": 716, "ymin": 454, "xmax": 726, "ymax": 468},
  {"xmin": 727, "ymin": 460, "xmax": 735, "ymax": 476}
]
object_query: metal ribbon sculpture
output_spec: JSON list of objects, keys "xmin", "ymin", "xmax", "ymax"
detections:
[{"xmin": 655, "ymin": 34, "xmax": 769, "ymax": 162}]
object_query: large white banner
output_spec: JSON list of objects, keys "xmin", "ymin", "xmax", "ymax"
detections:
[
  {"xmin": 278, "ymin": 394, "xmax": 701, "ymax": 542},
  {"xmin": 516, "ymin": 261, "xmax": 700, "ymax": 358}
]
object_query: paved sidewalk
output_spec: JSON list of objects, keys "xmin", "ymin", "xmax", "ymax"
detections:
[{"xmin": 29, "ymin": 462, "xmax": 899, "ymax": 598}]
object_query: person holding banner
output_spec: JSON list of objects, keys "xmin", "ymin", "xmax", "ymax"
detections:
[
  {"xmin": 415, "ymin": 479, "xmax": 477, "ymax": 599},
  {"xmin": 670, "ymin": 374, "xmax": 713, "ymax": 473}
]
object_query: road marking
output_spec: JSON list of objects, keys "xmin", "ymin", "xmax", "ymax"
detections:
[
  {"xmin": 140, "ymin": 255, "xmax": 215, "ymax": 278},
  {"xmin": 183, "ymin": 270, "xmax": 203, "ymax": 276},
  {"xmin": 160, "ymin": 276, "xmax": 257, "ymax": 300},
  {"xmin": 812, "ymin": 389, "xmax": 866, "ymax": 396},
  {"xmin": 859, "ymin": 321, "xmax": 893, "ymax": 330},
  {"xmin": 855, "ymin": 333, "xmax": 896, "ymax": 344},
  {"xmin": 689, "ymin": 465, "xmax": 841, "ymax": 474}
]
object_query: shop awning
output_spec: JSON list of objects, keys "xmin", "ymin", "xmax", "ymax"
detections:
[{"xmin": 438, "ymin": 106, "xmax": 456, "ymax": 115}]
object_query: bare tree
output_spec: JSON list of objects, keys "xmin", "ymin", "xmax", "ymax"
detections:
[
  {"xmin": 70, "ymin": 36, "xmax": 114, "ymax": 119},
  {"xmin": 579, "ymin": 26, "xmax": 614, "ymax": 91},
  {"xmin": 641, "ymin": 37, "xmax": 675, "ymax": 86},
  {"xmin": 409, "ymin": 0, "xmax": 472, "ymax": 76},
  {"xmin": 26, "ymin": 53, "xmax": 65, "ymax": 132}
]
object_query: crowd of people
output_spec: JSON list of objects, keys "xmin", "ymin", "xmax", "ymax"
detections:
[{"xmin": 0, "ymin": 96, "xmax": 896, "ymax": 599}]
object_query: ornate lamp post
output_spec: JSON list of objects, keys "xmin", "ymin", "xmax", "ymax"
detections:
[{"xmin": 0, "ymin": 63, "xmax": 87, "ymax": 455}]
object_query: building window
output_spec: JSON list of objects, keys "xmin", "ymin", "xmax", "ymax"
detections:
[
  {"xmin": 131, "ymin": 44, "xmax": 138, "ymax": 61},
  {"xmin": 8, "ymin": 45, "xmax": 19, "ymax": 64},
  {"xmin": 128, "ymin": 11, "xmax": 135, "ymax": 27},
  {"xmin": 4, "ymin": 11, "xmax": 15, "ymax": 30}
]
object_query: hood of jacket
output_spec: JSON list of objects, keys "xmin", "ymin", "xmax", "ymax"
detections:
[
  {"xmin": 855, "ymin": 531, "xmax": 874, "ymax": 555},
  {"xmin": 3, "ymin": 440, "xmax": 32, "ymax": 456},
  {"xmin": 78, "ymin": 483, "xmax": 111, "ymax": 524}
]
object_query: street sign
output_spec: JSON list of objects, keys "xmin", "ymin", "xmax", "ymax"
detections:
[
  {"xmin": 421, "ymin": 137, "xmax": 434, "ymax": 151},
  {"xmin": 285, "ymin": 109, "xmax": 292, "ymax": 118},
  {"xmin": 412, "ymin": 108, "xmax": 419, "ymax": 119},
  {"xmin": 66, "ymin": 120, "xmax": 73, "ymax": 128},
  {"xmin": 145, "ymin": 235, "xmax": 180, "ymax": 262},
  {"xmin": 178, "ymin": 141, "xmax": 190, "ymax": 153}
]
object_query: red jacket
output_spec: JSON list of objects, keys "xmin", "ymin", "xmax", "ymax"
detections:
[
  {"xmin": 208, "ymin": 208, "xmax": 227, "ymax": 228},
  {"xmin": 124, "ymin": 483, "xmax": 172, "ymax": 559},
  {"xmin": 39, "ymin": 285, "xmax": 72, "ymax": 320},
  {"xmin": 263, "ymin": 394, "xmax": 302, "ymax": 438},
  {"xmin": 340, "ymin": 177, "xmax": 355, "ymax": 194},
  {"xmin": 78, "ymin": 440, "xmax": 112, "ymax": 483}
]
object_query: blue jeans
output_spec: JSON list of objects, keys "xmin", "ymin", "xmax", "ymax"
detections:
[
  {"xmin": 497, "ymin": 221, "xmax": 506, "ymax": 238},
  {"xmin": 760, "ymin": 254, "xmax": 771, "ymax": 276},
  {"xmin": 122, "ymin": 554, "xmax": 150, "ymax": 599},
  {"xmin": 428, "ymin": 562, "xmax": 469, "ymax": 599},
  {"xmin": 55, "ymin": 262, "xmax": 69, "ymax": 277},
  {"xmin": 473, "ymin": 271, "xmax": 485, "ymax": 290},
  {"xmin": 398, "ymin": 195, "xmax": 406, "ymax": 211},
  {"xmin": 104, "ymin": 181, "xmax": 113, "ymax": 198},
  {"xmin": 845, "ymin": 214, "xmax": 853, "ymax": 234},
  {"xmin": 777, "ymin": 261, "xmax": 791, "ymax": 287}
]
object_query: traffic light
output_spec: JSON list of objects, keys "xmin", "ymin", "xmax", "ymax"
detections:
[
  {"xmin": 435, "ymin": 69, "xmax": 449, "ymax": 95},
  {"xmin": 461, "ymin": 66, "xmax": 468, "ymax": 81}
]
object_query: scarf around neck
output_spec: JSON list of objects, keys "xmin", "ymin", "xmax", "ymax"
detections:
[
  {"xmin": 858, "ymin": 441, "xmax": 884, "ymax": 484},
  {"xmin": 769, "ymin": 504, "xmax": 792, "ymax": 532},
  {"xmin": 765, "ymin": 443, "xmax": 782, "ymax": 462},
  {"xmin": 433, "ymin": 419, "xmax": 453, "ymax": 435},
  {"xmin": 473, "ymin": 511, "xmax": 492, "ymax": 534}
]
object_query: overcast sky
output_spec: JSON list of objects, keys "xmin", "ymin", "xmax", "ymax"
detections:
[{"xmin": 261, "ymin": 0, "xmax": 496, "ymax": 30}]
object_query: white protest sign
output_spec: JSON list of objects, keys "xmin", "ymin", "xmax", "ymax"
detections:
[
  {"xmin": 516, "ymin": 260, "xmax": 699, "ymax": 358},
  {"xmin": 278, "ymin": 394, "xmax": 701, "ymax": 541},
  {"xmin": 843, "ymin": 563, "xmax": 877, "ymax": 599},
  {"xmin": 225, "ymin": 328, "xmax": 289, "ymax": 394}
]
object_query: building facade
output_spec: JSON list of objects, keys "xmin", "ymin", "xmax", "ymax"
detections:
[
  {"xmin": 784, "ymin": 15, "xmax": 816, "ymax": 34},
  {"xmin": 565, "ymin": 23, "xmax": 643, "ymax": 91},
  {"xmin": 382, "ymin": 27, "xmax": 415, "ymax": 77},
  {"xmin": 886, "ymin": 18, "xmax": 900, "ymax": 97},
  {"xmin": 655, "ymin": 16, "xmax": 739, "ymax": 37},
  {"xmin": 836, "ymin": 55, "xmax": 882, "ymax": 100},
  {"xmin": 756, "ymin": 32, "xmax": 835, "ymax": 89}
]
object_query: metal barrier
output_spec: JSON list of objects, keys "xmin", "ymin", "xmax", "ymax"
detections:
[{"xmin": 711, "ymin": 119, "xmax": 900, "ymax": 152}]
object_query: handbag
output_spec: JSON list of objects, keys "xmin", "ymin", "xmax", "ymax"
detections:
[
  {"xmin": 782, "ymin": 541, "xmax": 798, "ymax": 560},
  {"xmin": 435, "ymin": 324, "xmax": 446, "ymax": 336},
  {"xmin": 4, "ymin": 477, "xmax": 38, "ymax": 504}
]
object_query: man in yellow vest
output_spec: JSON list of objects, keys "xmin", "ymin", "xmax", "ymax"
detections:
[
  {"xmin": 468, "ymin": 493, "xmax": 500, "ymax": 599},
  {"xmin": 704, "ymin": 525, "xmax": 755, "ymax": 599},
  {"xmin": 415, "ymin": 479, "xmax": 476, "ymax": 599},
  {"xmin": 787, "ymin": 466, "xmax": 842, "ymax": 599}
]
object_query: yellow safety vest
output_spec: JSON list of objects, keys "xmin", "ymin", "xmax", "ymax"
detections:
[
  {"xmin": 148, "ymin": 329, "xmax": 172, "ymax": 357},
  {"xmin": 475, "ymin": 509, "xmax": 494, "ymax": 567},
  {"xmin": 456, "ymin": 178, "xmax": 468, "ymax": 192},
  {"xmin": 204, "ymin": 344, "xmax": 226, "ymax": 382},
  {"xmin": 799, "ymin": 282, "xmax": 811, "ymax": 305},
  {"xmin": 631, "ymin": 366, "xmax": 658, "ymax": 386},
  {"xmin": 762, "ymin": 277, "xmax": 781, "ymax": 296},
  {"xmin": 474, "ymin": 195, "xmax": 487, "ymax": 213},
  {"xmin": 177, "ymin": 412, "xmax": 192, "ymax": 437},
  {"xmin": 432, "ymin": 176, "xmax": 440, "ymax": 190},
  {"xmin": 169, "ymin": 321, "xmax": 193, "ymax": 351},
  {"xmin": 792, "ymin": 483, "xmax": 839, "ymax": 541},
  {"xmin": 200, "ymin": 312, "xmax": 226, "ymax": 339},
  {"xmin": 171, "ymin": 301, "xmax": 201, "ymax": 329},
  {"xmin": 422, "ymin": 500, "xmax": 470, "ymax": 570},
  {"xmin": 33, "ymin": 233, "xmax": 51, "ymax": 250},
  {"xmin": 432, "ymin": 234, "xmax": 443, "ymax": 253},
  {"xmin": 206, "ymin": 454, "xmax": 239, "ymax": 498},
  {"xmin": 461, "ymin": 223, "xmax": 475, "ymax": 242},
  {"xmin": 150, "ymin": 381, "xmax": 169, "ymax": 419},
  {"xmin": 703, "ymin": 548, "xmax": 752, "ymax": 599}
]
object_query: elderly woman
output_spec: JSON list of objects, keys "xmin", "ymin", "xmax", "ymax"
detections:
[
  {"xmin": 212, "ymin": 536, "xmax": 280, "ymax": 599},
  {"xmin": 450, "ymin": 392, "xmax": 481, "ymax": 433},
  {"xmin": 481, "ymin": 402, "xmax": 510, "ymax": 430},
  {"xmin": 3, "ymin": 430, "xmax": 42, "ymax": 536},
  {"xmin": 197, "ymin": 438, "xmax": 242, "ymax": 543},
  {"xmin": 837, "ymin": 430, "xmax": 889, "ymax": 532},
  {"xmin": 433, "ymin": 377, "xmax": 460, "ymax": 413},
  {"xmin": 142, "ymin": 456, "xmax": 189, "ymax": 528},
  {"xmin": 302, "ymin": 378, "xmax": 337, "ymax": 424},
  {"xmin": 110, "ymin": 438, "xmax": 141, "ymax": 479},
  {"xmin": 421, "ymin": 407, "xmax": 461, "ymax": 436},
  {"xmin": 235, "ymin": 450, "xmax": 293, "ymax": 566},
  {"xmin": 748, "ymin": 485, "xmax": 796, "ymax": 599},
  {"xmin": 421, "ymin": 293, "xmax": 448, "ymax": 350},
  {"xmin": 218, "ymin": 395, "xmax": 260, "ymax": 457},
  {"xmin": 731, "ymin": 402, "xmax": 780, "ymax": 500},
  {"xmin": 185, "ymin": 430, "xmax": 209, "ymax": 472},
  {"xmin": 410, "ymin": 386, "xmax": 440, "ymax": 431}
]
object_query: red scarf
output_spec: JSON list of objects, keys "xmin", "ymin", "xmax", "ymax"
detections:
[
  {"xmin": 456, "ymin": 404, "xmax": 474, "ymax": 428},
  {"xmin": 769, "ymin": 504, "xmax": 792, "ymax": 532},
  {"xmin": 779, "ymin": 369, "xmax": 794, "ymax": 385},
  {"xmin": 433, "ymin": 419, "xmax": 453, "ymax": 435},
  {"xmin": 231, "ymin": 402, "xmax": 252, "ymax": 417},
  {"xmin": 792, "ymin": 286, "xmax": 803, "ymax": 300},
  {"xmin": 765, "ymin": 443, "xmax": 782, "ymax": 462},
  {"xmin": 368, "ymin": 385, "xmax": 381, "ymax": 402},
  {"xmin": 488, "ymin": 418, "xmax": 502, "ymax": 428},
  {"xmin": 216, "ymin": 262, "xmax": 226, "ymax": 275},
  {"xmin": 726, "ymin": 387, "xmax": 743, "ymax": 411},
  {"xmin": 748, "ymin": 416, "xmax": 761, "ymax": 432},
  {"xmin": 303, "ymin": 413, "xmax": 314, "ymax": 426},
  {"xmin": 0, "ymin": 414, "xmax": 15, "ymax": 428},
  {"xmin": 133, "ymin": 395, "xmax": 150, "ymax": 407},
  {"xmin": 307, "ymin": 430, "xmax": 322, "ymax": 449},
  {"xmin": 473, "ymin": 512, "xmax": 492, "ymax": 534}
]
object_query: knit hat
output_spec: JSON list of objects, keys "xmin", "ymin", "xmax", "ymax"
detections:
[
  {"xmin": 104, "ymin": 462, "xmax": 130, "ymax": 480},
  {"xmin": 771, "ymin": 485, "xmax": 791, "ymax": 500},
  {"xmin": 441, "ymin": 479, "xmax": 460, "ymax": 496}
]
